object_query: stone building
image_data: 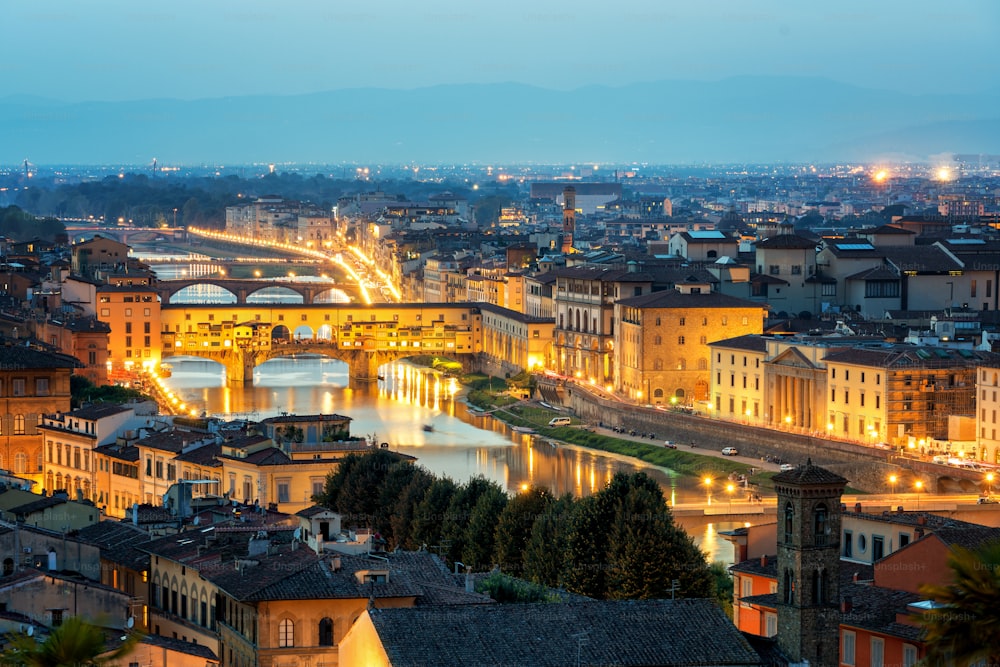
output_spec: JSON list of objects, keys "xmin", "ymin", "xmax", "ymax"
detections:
[{"xmin": 774, "ymin": 461, "xmax": 847, "ymax": 667}]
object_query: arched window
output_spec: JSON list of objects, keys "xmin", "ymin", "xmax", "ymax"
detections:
[
  {"xmin": 653, "ymin": 388, "xmax": 664, "ymax": 398},
  {"xmin": 13, "ymin": 415, "xmax": 24, "ymax": 435},
  {"xmin": 318, "ymin": 617, "xmax": 334, "ymax": 646},
  {"xmin": 783, "ymin": 569, "xmax": 794, "ymax": 604},
  {"xmin": 784, "ymin": 502, "xmax": 794, "ymax": 544},
  {"xmin": 812, "ymin": 568, "xmax": 827, "ymax": 604},
  {"xmin": 814, "ymin": 503, "xmax": 829, "ymax": 546},
  {"xmin": 675, "ymin": 388, "xmax": 686, "ymax": 398},
  {"xmin": 14, "ymin": 453, "xmax": 27, "ymax": 474},
  {"xmin": 279, "ymin": 618, "xmax": 294, "ymax": 648}
]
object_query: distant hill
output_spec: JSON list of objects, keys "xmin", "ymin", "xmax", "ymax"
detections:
[{"xmin": 1, "ymin": 77, "xmax": 997, "ymax": 164}]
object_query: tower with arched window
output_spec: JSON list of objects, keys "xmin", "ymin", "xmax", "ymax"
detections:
[{"xmin": 774, "ymin": 459, "xmax": 847, "ymax": 667}]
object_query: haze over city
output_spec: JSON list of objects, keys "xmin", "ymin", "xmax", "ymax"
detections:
[{"xmin": 3, "ymin": 0, "xmax": 999, "ymax": 164}]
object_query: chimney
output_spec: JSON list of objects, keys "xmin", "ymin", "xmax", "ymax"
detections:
[
  {"xmin": 852, "ymin": 572, "xmax": 859, "ymax": 583},
  {"xmin": 840, "ymin": 596, "xmax": 853, "ymax": 613},
  {"xmin": 897, "ymin": 506, "xmax": 904, "ymax": 513},
  {"xmin": 760, "ymin": 555, "xmax": 768, "ymax": 567},
  {"xmin": 465, "ymin": 569, "xmax": 474, "ymax": 593},
  {"xmin": 917, "ymin": 515, "xmax": 927, "ymax": 526},
  {"xmin": 854, "ymin": 502, "xmax": 862, "ymax": 513},
  {"xmin": 331, "ymin": 556, "xmax": 342, "ymax": 572}
]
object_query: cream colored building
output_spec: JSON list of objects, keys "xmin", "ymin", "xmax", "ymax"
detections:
[
  {"xmin": 616, "ymin": 284, "xmax": 766, "ymax": 406},
  {"xmin": 709, "ymin": 335, "xmax": 768, "ymax": 422},
  {"xmin": 478, "ymin": 304, "xmax": 554, "ymax": 378},
  {"xmin": 976, "ymin": 364, "xmax": 1000, "ymax": 465}
]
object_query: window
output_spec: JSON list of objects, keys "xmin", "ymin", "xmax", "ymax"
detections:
[
  {"xmin": 36, "ymin": 378, "xmax": 49, "ymax": 396},
  {"xmin": 765, "ymin": 613, "xmax": 777, "ymax": 637},
  {"xmin": 279, "ymin": 619, "xmax": 294, "ymax": 648},
  {"xmin": 13, "ymin": 415, "xmax": 24, "ymax": 435},
  {"xmin": 278, "ymin": 481, "xmax": 290, "ymax": 503},
  {"xmin": 870, "ymin": 637, "xmax": 884, "ymax": 667},
  {"xmin": 769, "ymin": 265, "xmax": 780, "ymax": 275},
  {"xmin": 872, "ymin": 535, "xmax": 884, "ymax": 561},
  {"xmin": 12, "ymin": 379, "xmax": 25, "ymax": 397},
  {"xmin": 842, "ymin": 631, "xmax": 856, "ymax": 666},
  {"xmin": 843, "ymin": 531, "xmax": 853, "ymax": 558},
  {"xmin": 814, "ymin": 504, "xmax": 828, "ymax": 546},
  {"xmin": 865, "ymin": 280, "xmax": 899, "ymax": 298},
  {"xmin": 784, "ymin": 502, "xmax": 794, "ymax": 544},
  {"xmin": 791, "ymin": 265, "xmax": 802, "ymax": 275},
  {"xmin": 678, "ymin": 336, "xmax": 685, "ymax": 345},
  {"xmin": 319, "ymin": 617, "xmax": 334, "ymax": 646},
  {"xmin": 741, "ymin": 577, "xmax": 753, "ymax": 598},
  {"xmin": 51, "ymin": 609, "xmax": 64, "ymax": 627},
  {"xmin": 902, "ymin": 644, "xmax": 918, "ymax": 667}
]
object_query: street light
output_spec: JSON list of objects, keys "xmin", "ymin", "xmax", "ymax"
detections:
[
  {"xmin": 726, "ymin": 483, "xmax": 735, "ymax": 512},
  {"xmin": 986, "ymin": 472, "xmax": 995, "ymax": 499},
  {"xmin": 889, "ymin": 474, "xmax": 897, "ymax": 498},
  {"xmin": 914, "ymin": 480, "xmax": 923, "ymax": 509},
  {"xmin": 703, "ymin": 476, "xmax": 713, "ymax": 504}
]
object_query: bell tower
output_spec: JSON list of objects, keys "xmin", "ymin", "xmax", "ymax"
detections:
[
  {"xmin": 774, "ymin": 459, "xmax": 847, "ymax": 667},
  {"xmin": 561, "ymin": 186, "xmax": 576, "ymax": 255}
]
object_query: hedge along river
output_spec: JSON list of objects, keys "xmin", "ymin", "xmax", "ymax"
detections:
[{"xmin": 158, "ymin": 356, "xmax": 739, "ymax": 564}]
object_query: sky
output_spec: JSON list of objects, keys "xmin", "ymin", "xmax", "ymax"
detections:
[{"xmin": 6, "ymin": 0, "xmax": 1000, "ymax": 102}]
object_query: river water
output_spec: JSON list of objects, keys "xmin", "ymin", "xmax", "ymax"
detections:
[
  {"xmin": 159, "ymin": 356, "xmax": 739, "ymax": 563},
  {"xmin": 150, "ymin": 258, "xmax": 738, "ymax": 563}
]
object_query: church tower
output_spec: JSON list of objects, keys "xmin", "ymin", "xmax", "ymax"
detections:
[
  {"xmin": 561, "ymin": 186, "xmax": 576, "ymax": 255},
  {"xmin": 774, "ymin": 460, "xmax": 847, "ymax": 667}
]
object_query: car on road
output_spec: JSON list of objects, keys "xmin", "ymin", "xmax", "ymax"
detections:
[
  {"xmin": 721, "ymin": 447, "xmax": 738, "ymax": 456},
  {"xmin": 663, "ymin": 440, "xmax": 677, "ymax": 449},
  {"xmin": 978, "ymin": 497, "xmax": 998, "ymax": 504},
  {"xmin": 779, "ymin": 463, "xmax": 796, "ymax": 472}
]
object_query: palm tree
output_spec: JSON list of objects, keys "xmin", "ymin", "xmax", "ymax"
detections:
[
  {"xmin": 2, "ymin": 616, "xmax": 140, "ymax": 667},
  {"xmin": 918, "ymin": 538, "xmax": 1000, "ymax": 666}
]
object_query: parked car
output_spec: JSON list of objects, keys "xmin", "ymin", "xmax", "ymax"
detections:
[
  {"xmin": 663, "ymin": 440, "xmax": 677, "ymax": 449},
  {"xmin": 978, "ymin": 497, "xmax": 998, "ymax": 504},
  {"xmin": 721, "ymin": 447, "xmax": 738, "ymax": 456},
  {"xmin": 779, "ymin": 463, "xmax": 795, "ymax": 472}
]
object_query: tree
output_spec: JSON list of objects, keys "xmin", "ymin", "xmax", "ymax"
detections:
[
  {"xmin": 316, "ymin": 449, "xmax": 405, "ymax": 529},
  {"xmin": 495, "ymin": 486, "xmax": 553, "ymax": 576},
  {"xmin": 2, "ymin": 616, "xmax": 140, "ymax": 667},
  {"xmin": 523, "ymin": 493, "xmax": 575, "ymax": 588},
  {"xmin": 918, "ymin": 539, "xmax": 1000, "ymax": 666},
  {"xmin": 441, "ymin": 476, "xmax": 501, "ymax": 565},
  {"xmin": 410, "ymin": 477, "xmax": 459, "ymax": 552},
  {"xmin": 375, "ymin": 463, "xmax": 430, "ymax": 545},
  {"xmin": 462, "ymin": 485, "xmax": 509, "ymax": 570},
  {"xmin": 388, "ymin": 469, "xmax": 435, "ymax": 550}
]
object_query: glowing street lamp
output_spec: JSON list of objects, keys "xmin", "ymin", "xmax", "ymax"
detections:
[
  {"xmin": 703, "ymin": 476, "xmax": 713, "ymax": 503},
  {"xmin": 726, "ymin": 483, "xmax": 736, "ymax": 511},
  {"xmin": 986, "ymin": 472, "xmax": 995, "ymax": 499},
  {"xmin": 889, "ymin": 474, "xmax": 898, "ymax": 498},
  {"xmin": 914, "ymin": 479, "xmax": 923, "ymax": 509}
]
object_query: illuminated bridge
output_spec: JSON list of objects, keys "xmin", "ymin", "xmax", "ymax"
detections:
[
  {"xmin": 156, "ymin": 278, "xmax": 364, "ymax": 305},
  {"xmin": 160, "ymin": 302, "xmax": 482, "ymax": 384}
]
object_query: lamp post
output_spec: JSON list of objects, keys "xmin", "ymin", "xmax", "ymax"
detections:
[
  {"xmin": 726, "ymin": 483, "xmax": 735, "ymax": 512},
  {"xmin": 889, "ymin": 474, "xmax": 897, "ymax": 499},
  {"xmin": 914, "ymin": 480, "xmax": 923, "ymax": 509},
  {"xmin": 987, "ymin": 473, "xmax": 995, "ymax": 500},
  {"xmin": 703, "ymin": 476, "xmax": 713, "ymax": 504}
]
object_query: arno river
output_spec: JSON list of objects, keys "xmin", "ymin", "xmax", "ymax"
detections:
[
  {"xmin": 160, "ymin": 356, "xmax": 739, "ymax": 563},
  {"xmin": 150, "ymin": 258, "xmax": 738, "ymax": 563}
]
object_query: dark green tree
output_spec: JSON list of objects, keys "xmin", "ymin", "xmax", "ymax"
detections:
[
  {"xmin": 1, "ymin": 615, "xmax": 141, "ymax": 667},
  {"xmin": 523, "ymin": 493, "xmax": 575, "ymax": 587},
  {"xmin": 462, "ymin": 484, "xmax": 509, "ymax": 570},
  {"xmin": 561, "ymin": 493, "xmax": 609, "ymax": 598},
  {"xmin": 410, "ymin": 477, "xmax": 459, "ymax": 553},
  {"xmin": 375, "ymin": 462, "xmax": 429, "ymax": 545},
  {"xmin": 919, "ymin": 539, "xmax": 1000, "ymax": 666},
  {"xmin": 494, "ymin": 486, "xmax": 553, "ymax": 576},
  {"xmin": 316, "ymin": 449, "xmax": 405, "ymax": 528},
  {"xmin": 441, "ymin": 476, "xmax": 500, "ymax": 565},
  {"xmin": 606, "ymin": 483, "xmax": 713, "ymax": 600},
  {"xmin": 388, "ymin": 468, "xmax": 435, "ymax": 550}
]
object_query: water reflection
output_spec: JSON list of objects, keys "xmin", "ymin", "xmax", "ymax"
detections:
[{"xmin": 160, "ymin": 356, "xmax": 736, "ymax": 563}]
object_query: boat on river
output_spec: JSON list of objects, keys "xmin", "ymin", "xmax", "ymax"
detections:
[{"xmin": 511, "ymin": 426, "xmax": 535, "ymax": 434}]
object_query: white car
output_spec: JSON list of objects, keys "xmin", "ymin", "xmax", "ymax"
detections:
[
  {"xmin": 721, "ymin": 447, "xmax": 738, "ymax": 456},
  {"xmin": 780, "ymin": 463, "xmax": 795, "ymax": 472}
]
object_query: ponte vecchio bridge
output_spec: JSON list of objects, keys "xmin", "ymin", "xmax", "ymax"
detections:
[{"xmin": 159, "ymin": 301, "xmax": 482, "ymax": 384}]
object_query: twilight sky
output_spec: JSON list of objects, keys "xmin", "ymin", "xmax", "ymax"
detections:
[{"xmin": 6, "ymin": 0, "xmax": 999, "ymax": 102}]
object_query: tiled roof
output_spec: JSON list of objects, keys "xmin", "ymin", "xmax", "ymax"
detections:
[
  {"xmin": 137, "ymin": 431, "xmax": 206, "ymax": 454},
  {"xmin": 94, "ymin": 444, "xmax": 140, "ymax": 462},
  {"xmin": 139, "ymin": 634, "xmax": 218, "ymax": 660},
  {"xmin": 868, "ymin": 225, "xmax": 915, "ymax": 235},
  {"xmin": 883, "ymin": 246, "xmax": 963, "ymax": 273},
  {"xmin": 840, "ymin": 582, "xmax": 923, "ymax": 640},
  {"xmin": 709, "ymin": 334, "xmax": 768, "ymax": 353},
  {"xmin": 368, "ymin": 599, "xmax": 762, "ymax": 667},
  {"xmin": 295, "ymin": 505, "xmax": 334, "ymax": 518},
  {"xmin": 172, "ymin": 442, "xmax": 222, "ymax": 467},
  {"xmin": 771, "ymin": 460, "xmax": 848, "ymax": 487},
  {"xmin": 0, "ymin": 344, "xmax": 82, "ymax": 369},
  {"xmin": 6, "ymin": 496, "xmax": 66, "ymax": 516},
  {"xmin": 823, "ymin": 345, "xmax": 1000, "ymax": 367},
  {"xmin": 756, "ymin": 234, "xmax": 818, "ymax": 249},
  {"xmin": 65, "ymin": 404, "xmax": 133, "ymax": 421},
  {"xmin": 730, "ymin": 555, "xmax": 778, "ymax": 577},
  {"xmin": 75, "ymin": 521, "xmax": 151, "ymax": 571},
  {"xmin": 618, "ymin": 289, "xmax": 764, "ymax": 310},
  {"xmin": 751, "ymin": 273, "xmax": 790, "ymax": 285},
  {"xmin": 931, "ymin": 525, "xmax": 1000, "ymax": 551},
  {"xmin": 845, "ymin": 266, "xmax": 898, "ymax": 281}
]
